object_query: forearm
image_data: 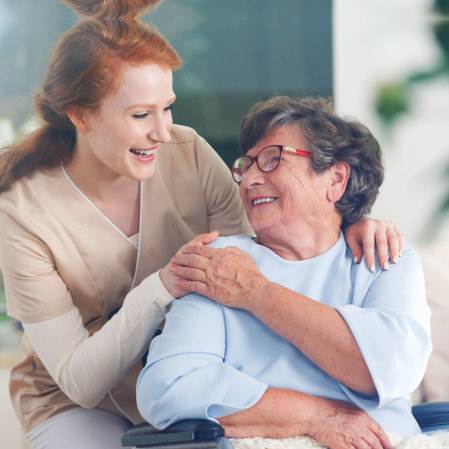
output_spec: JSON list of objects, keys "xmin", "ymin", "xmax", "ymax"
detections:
[
  {"xmin": 218, "ymin": 387, "xmax": 316, "ymax": 439},
  {"xmin": 247, "ymin": 281, "xmax": 375, "ymax": 396},
  {"xmin": 24, "ymin": 271, "xmax": 173, "ymax": 408}
]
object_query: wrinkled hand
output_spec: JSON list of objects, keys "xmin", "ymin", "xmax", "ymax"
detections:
[
  {"xmin": 344, "ymin": 218, "xmax": 403, "ymax": 272},
  {"xmin": 169, "ymin": 244, "xmax": 269, "ymax": 308},
  {"xmin": 309, "ymin": 398, "xmax": 392, "ymax": 449},
  {"xmin": 159, "ymin": 232, "xmax": 219, "ymax": 298}
]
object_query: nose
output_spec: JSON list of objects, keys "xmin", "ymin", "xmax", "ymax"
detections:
[
  {"xmin": 241, "ymin": 162, "xmax": 266, "ymax": 188},
  {"xmin": 148, "ymin": 111, "xmax": 172, "ymax": 144}
]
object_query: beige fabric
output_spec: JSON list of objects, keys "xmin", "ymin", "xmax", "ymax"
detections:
[
  {"xmin": 418, "ymin": 245, "xmax": 449, "ymax": 402},
  {"xmin": 22, "ymin": 272, "xmax": 173, "ymax": 408},
  {"xmin": 0, "ymin": 124, "xmax": 252, "ymax": 432}
]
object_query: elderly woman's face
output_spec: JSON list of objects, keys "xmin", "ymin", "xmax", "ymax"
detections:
[{"xmin": 239, "ymin": 125, "xmax": 331, "ymax": 237}]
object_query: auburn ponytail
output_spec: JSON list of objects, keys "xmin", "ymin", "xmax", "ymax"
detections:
[
  {"xmin": 61, "ymin": 0, "xmax": 164, "ymax": 19},
  {"xmin": 0, "ymin": 125, "xmax": 75, "ymax": 193}
]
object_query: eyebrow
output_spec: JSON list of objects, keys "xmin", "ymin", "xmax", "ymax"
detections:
[{"xmin": 127, "ymin": 96, "xmax": 176, "ymax": 110}]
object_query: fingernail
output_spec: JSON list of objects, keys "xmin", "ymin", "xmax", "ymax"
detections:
[
  {"xmin": 353, "ymin": 256, "xmax": 358, "ymax": 264},
  {"xmin": 399, "ymin": 252, "xmax": 403, "ymax": 257},
  {"xmin": 370, "ymin": 263, "xmax": 376, "ymax": 272},
  {"xmin": 392, "ymin": 256, "xmax": 398, "ymax": 264},
  {"xmin": 383, "ymin": 261, "xmax": 390, "ymax": 270}
]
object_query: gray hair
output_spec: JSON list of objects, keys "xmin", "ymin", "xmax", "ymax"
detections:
[{"xmin": 239, "ymin": 96, "xmax": 384, "ymax": 227}]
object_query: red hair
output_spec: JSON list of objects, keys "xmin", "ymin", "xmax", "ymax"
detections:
[
  {"xmin": 0, "ymin": 4, "xmax": 181, "ymax": 193},
  {"xmin": 62, "ymin": 0, "xmax": 164, "ymax": 19}
]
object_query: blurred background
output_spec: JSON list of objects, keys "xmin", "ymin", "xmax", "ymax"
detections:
[{"xmin": 1, "ymin": 0, "xmax": 448, "ymax": 446}]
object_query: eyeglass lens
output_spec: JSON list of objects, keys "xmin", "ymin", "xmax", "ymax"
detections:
[{"xmin": 231, "ymin": 146, "xmax": 281, "ymax": 183}]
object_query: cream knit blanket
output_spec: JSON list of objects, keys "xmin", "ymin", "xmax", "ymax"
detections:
[{"xmin": 232, "ymin": 431, "xmax": 449, "ymax": 449}]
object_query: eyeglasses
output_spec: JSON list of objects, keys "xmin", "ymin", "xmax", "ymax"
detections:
[{"xmin": 230, "ymin": 145, "xmax": 313, "ymax": 184}]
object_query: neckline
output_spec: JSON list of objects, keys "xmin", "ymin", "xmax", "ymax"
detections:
[
  {"xmin": 251, "ymin": 231, "xmax": 345, "ymax": 264},
  {"xmin": 61, "ymin": 164, "xmax": 140, "ymax": 249}
]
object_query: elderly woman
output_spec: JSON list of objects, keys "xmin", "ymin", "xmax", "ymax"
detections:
[{"xmin": 136, "ymin": 97, "xmax": 431, "ymax": 449}]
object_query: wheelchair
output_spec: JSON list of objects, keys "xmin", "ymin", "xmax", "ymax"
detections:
[{"xmin": 122, "ymin": 401, "xmax": 449, "ymax": 449}]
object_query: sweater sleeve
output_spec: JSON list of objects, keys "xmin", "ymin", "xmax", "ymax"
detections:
[
  {"xmin": 136, "ymin": 294, "xmax": 268, "ymax": 429},
  {"xmin": 22, "ymin": 272, "xmax": 174, "ymax": 408},
  {"xmin": 336, "ymin": 245, "xmax": 432, "ymax": 409}
]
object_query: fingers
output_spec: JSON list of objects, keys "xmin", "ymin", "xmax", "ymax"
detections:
[
  {"xmin": 172, "ymin": 252, "xmax": 210, "ymax": 270},
  {"xmin": 376, "ymin": 221, "xmax": 403, "ymax": 269},
  {"xmin": 345, "ymin": 232, "xmax": 363, "ymax": 265},
  {"xmin": 361, "ymin": 432, "xmax": 388, "ymax": 449},
  {"xmin": 180, "ymin": 244, "xmax": 216, "ymax": 257},
  {"xmin": 187, "ymin": 231, "xmax": 219, "ymax": 246},
  {"xmin": 374, "ymin": 425, "xmax": 392, "ymax": 449},
  {"xmin": 345, "ymin": 218, "xmax": 404, "ymax": 272},
  {"xmin": 360, "ymin": 222, "xmax": 376, "ymax": 272},
  {"xmin": 175, "ymin": 278, "xmax": 209, "ymax": 297},
  {"xmin": 374, "ymin": 224, "xmax": 389, "ymax": 271},
  {"xmin": 170, "ymin": 264, "xmax": 208, "ymax": 283},
  {"xmin": 390, "ymin": 222, "xmax": 404, "ymax": 261},
  {"xmin": 397, "ymin": 226, "xmax": 404, "ymax": 256}
]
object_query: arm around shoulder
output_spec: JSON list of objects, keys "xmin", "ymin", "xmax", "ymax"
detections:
[{"xmin": 337, "ymin": 245, "xmax": 431, "ymax": 407}]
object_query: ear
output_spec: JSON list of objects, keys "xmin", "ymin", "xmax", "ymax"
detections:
[
  {"xmin": 326, "ymin": 162, "xmax": 350, "ymax": 203},
  {"xmin": 66, "ymin": 108, "xmax": 90, "ymax": 133}
]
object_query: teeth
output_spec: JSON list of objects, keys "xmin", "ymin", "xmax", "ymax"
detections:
[
  {"xmin": 253, "ymin": 197, "xmax": 276, "ymax": 206},
  {"xmin": 131, "ymin": 149, "xmax": 155, "ymax": 157}
]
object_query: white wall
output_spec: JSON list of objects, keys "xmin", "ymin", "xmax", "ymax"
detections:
[{"xmin": 334, "ymin": 0, "xmax": 449, "ymax": 245}]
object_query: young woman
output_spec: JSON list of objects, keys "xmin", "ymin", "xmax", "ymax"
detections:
[{"xmin": 0, "ymin": 1, "xmax": 402, "ymax": 448}]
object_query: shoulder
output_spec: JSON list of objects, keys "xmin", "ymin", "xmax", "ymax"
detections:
[
  {"xmin": 0, "ymin": 167, "xmax": 64, "ymax": 219},
  {"xmin": 159, "ymin": 124, "xmax": 220, "ymax": 169},
  {"xmin": 162, "ymin": 124, "xmax": 209, "ymax": 155},
  {"xmin": 379, "ymin": 242, "xmax": 422, "ymax": 273},
  {"xmin": 353, "ymin": 241, "xmax": 425, "ymax": 296},
  {"xmin": 208, "ymin": 234, "xmax": 255, "ymax": 251},
  {"xmin": 166, "ymin": 124, "xmax": 201, "ymax": 144}
]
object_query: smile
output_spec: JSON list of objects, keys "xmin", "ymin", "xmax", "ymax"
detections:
[
  {"xmin": 130, "ymin": 148, "xmax": 156, "ymax": 157},
  {"xmin": 252, "ymin": 197, "xmax": 278, "ymax": 206}
]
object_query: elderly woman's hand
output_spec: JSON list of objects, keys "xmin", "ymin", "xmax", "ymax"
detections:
[
  {"xmin": 309, "ymin": 398, "xmax": 392, "ymax": 449},
  {"xmin": 169, "ymin": 244, "xmax": 269, "ymax": 308},
  {"xmin": 344, "ymin": 218, "xmax": 403, "ymax": 272},
  {"xmin": 159, "ymin": 232, "xmax": 220, "ymax": 298}
]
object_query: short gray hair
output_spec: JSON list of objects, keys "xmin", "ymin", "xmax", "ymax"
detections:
[{"xmin": 239, "ymin": 96, "xmax": 384, "ymax": 227}]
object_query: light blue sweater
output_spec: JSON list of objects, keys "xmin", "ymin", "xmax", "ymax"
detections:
[{"xmin": 137, "ymin": 233, "xmax": 431, "ymax": 438}]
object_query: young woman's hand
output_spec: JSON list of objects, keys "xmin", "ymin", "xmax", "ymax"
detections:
[
  {"xmin": 344, "ymin": 218, "xmax": 403, "ymax": 272},
  {"xmin": 159, "ymin": 231, "xmax": 219, "ymax": 298}
]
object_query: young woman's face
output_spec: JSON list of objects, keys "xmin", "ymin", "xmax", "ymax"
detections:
[{"xmin": 80, "ymin": 62, "xmax": 175, "ymax": 181}]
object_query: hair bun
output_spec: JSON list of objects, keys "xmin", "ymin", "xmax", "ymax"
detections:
[{"xmin": 62, "ymin": 0, "xmax": 164, "ymax": 19}]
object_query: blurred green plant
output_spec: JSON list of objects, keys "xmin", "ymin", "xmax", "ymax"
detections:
[
  {"xmin": 375, "ymin": 0, "xmax": 449, "ymax": 237},
  {"xmin": 376, "ymin": 0, "xmax": 449, "ymax": 126}
]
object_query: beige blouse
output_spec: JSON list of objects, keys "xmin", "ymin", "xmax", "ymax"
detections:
[{"xmin": 0, "ymin": 124, "xmax": 252, "ymax": 432}]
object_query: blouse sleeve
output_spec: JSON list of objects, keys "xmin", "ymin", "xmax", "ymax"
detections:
[
  {"xmin": 0, "ymin": 210, "xmax": 74, "ymax": 322},
  {"xmin": 0, "ymin": 209, "xmax": 174, "ymax": 408},
  {"xmin": 195, "ymin": 134, "xmax": 253, "ymax": 236},
  {"xmin": 336, "ymin": 245, "xmax": 432, "ymax": 409},
  {"xmin": 136, "ymin": 294, "xmax": 267, "ymax": 429}
]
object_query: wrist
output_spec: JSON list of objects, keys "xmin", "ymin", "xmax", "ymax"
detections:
[
  {"xmin": 246, "ymin": 279, "xmax": 280, "ymax": 318},
  {"xmin": 157, "ymin": 268, "xmax": 178, "ymax": 300}
]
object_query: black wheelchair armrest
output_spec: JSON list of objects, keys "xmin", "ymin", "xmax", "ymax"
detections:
[
  {"xmin": 412, "ymin": 401, "xmax": 449, "ymax": 433},
  {"xmin": 121, "ymin": 419, "xmax": 233, "ymax": 448}
]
